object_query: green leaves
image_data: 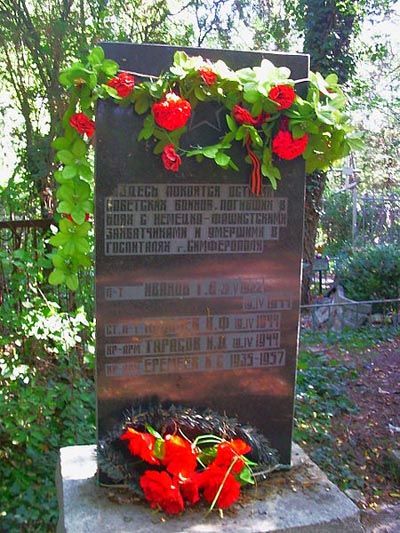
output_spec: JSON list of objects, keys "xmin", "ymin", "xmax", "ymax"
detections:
[
  {"xmin": 238, "ymin": 465, "xmax": 255, "ymax": 485},
  {"xmin": 138, "ymin": 114, "xmax": 155, "ymax": 141},
  {"xmin": 133, "ymin": 86, "xmax": 153, "ymax": 114},
  {"xmin": 49, "ymin": 247, "xmax": 92, "ymax": 290},
  {"xmin": 51, "ymin": 46, "xmax": 361, "ymax": 290},
  {"xmin": 71, "ymin": 138, "xmax": 87, "ymax": 157},
  {"xmin": 261, "ymin": 148, "xmax": 281, "ymax": 190},
  {"xmin": 186, "ymin": 141, "xmax": 238, "ymax": 170},
  {"xmin": 56, "ymin": 149, "xmax": 75, "ymax": 165},
  {"xmin": 51, "ymin": 47, "xmax": 99, "ymax": 289},
  {"xmin": 59, "ymin": 46, "xmax": 118, "ymax": 92},
  {"xmin": 238, "ymin": 59, "xmax": 291, "ymax": 104},
  {"xmin": 88, "ymin": 46, "xmax": 105, "ymax": 67},
  {"xmin": 59, "ymin": 62, "xmax": 92, "ymax": 88},
  {"xmin": 101, "ymin": 59, "xmax": 119, "ymax": 77},
  {"xmin": 49, "ymin": 219, "xmax": 91, "ymax": 254},
  {"xmin": 56, "ymin": 181, "xmax": 92, "ymax": 224},
  {"xmin": 49, "ymin": 218, "xmax": 91, "ymax": 290},
  {"xmin": 345, "ymin": 133, "xmax": 364, "ymax": 152},
  {"xmin": 50, "ymin": 126, "xmax": 93, "ymax": 288}
]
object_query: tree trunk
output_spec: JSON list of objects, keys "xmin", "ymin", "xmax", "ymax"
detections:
[
  {"xmin": 300, "ymin": 0, "xmax": 358, "ymax": 303},
  {"xmin": 302, "ymin": 171, "xmax": 327, "ymax": 304}
]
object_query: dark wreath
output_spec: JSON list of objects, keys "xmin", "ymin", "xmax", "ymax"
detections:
[{"xmin": 97, "ymin": 402, "xmax": 279, "ymax": 495}]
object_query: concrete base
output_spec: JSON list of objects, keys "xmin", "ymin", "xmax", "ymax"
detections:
[{"xmin": 56, "ymin": 443, "xmax": 364, "ymax": 532}]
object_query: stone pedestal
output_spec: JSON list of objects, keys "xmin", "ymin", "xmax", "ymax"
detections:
[{"xmin": 56, "ymin": 443, "xmax": 363, "ymax": 532}]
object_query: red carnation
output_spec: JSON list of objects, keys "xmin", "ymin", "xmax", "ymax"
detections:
[
  {"xmin": 107, "ymin": 72, "xmax": 135, "ymax": 98},
  {"xmin": 69, "ymin": 113, "xmax": 95, "ymax": 138},
  {"xmin": 120, "ymin": 427, "xmax": 160, "ymax": 465},
  {"xmin": 152, "ymin": 93, "xmax": 191, "ymax": 131},
  {"xmin": 269, "ymin": 85, "xmax": 296, "ymax": 109},
  {"xmin": 140, "ymin": 470, "xmax": 184, "ymax": 515},
  {"xmin": 199, "ymin": 66, "xmax": 217, "ymax": 86},
  {"xmin": 214, "ymin": 439, "xmax": 251, "ymax": 474},
  {"xmin": 199, "ymin": 465, "xmax": 241, "ymax": 509},
  {"xmin": 233, "ymin": 105, "xmax": 268, "ymax": 126},
  {"xmin": 161, "ymin": 434, "xmax": 198, "ymax": 478},
  {"xmin": 233, "ymin": 105, "xmax": 256, "ymax": 125},
  {"xmin": 161, "ymin": 144, "xmax": 181, "ymax": 172},
  {"xmin": 179, "ymin": 476, "xmax": 201, "ymax": 506},
  {"xmin": 272, "ymin": 129, "xmax": 308, "ymax": 160}
]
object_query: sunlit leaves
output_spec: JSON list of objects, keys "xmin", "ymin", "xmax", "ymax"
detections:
[
  {"xmin": 51, "ymin": 46, "xmax": 361, "ymax": 288},
  {"xmin": 50, "ymin": 46, "xmax": 120, "ymax": 287},
  {"xmin": 56, "ymin": 181, "xmax": 92, "ymax": 224},
  {"xmin": 49, "ymin": 248, "xmax": 91, "ymax": 290},
  {"xmin": 186, "ymin": 142, "xmax": 238, "ymax": 170}
]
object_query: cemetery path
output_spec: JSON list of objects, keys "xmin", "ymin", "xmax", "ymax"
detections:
[{"xmin": 323, "ymin": 336, "xmax": 400, "ymax": 510}]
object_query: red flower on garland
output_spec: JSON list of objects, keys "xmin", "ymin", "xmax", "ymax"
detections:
[
  {"xmin": 152, "ymin": 93, "xmax": 192, "ymax": 131},
  {"xmin": 69, "ymin": 113, "xmax": 95, "ymax": 138},
  {"xmin": 120, "ymin": 427, "xmax": 160, "ymax": 465},
  {"xmin": 253, "ymin": 111, "xmax": 270, "ymax": 126},
  {"xmin": 161, "ymin": 434, "xmax": 198, "ymax": 478},
  {"xmin": 107, "ymin": 72, "xmax": 135, "ymax": 98},
  {"xmin": 233, "ymin": 105, "xmax": 268, "ymax": 127},
  {"xmin": 199, "ymin": 465, "xmax": 241, "ymax": 509},
  {"xmin": 64, "ymin": 213, "xmax": 90, "ymax": 223},
  {"xmin": 199, "ymin": 66, "xmax": 217, "ymax": 86},
  {"xmin": 161, "ymin": 144, "xmax": 181, "ymax": 172},
  {"xmin": 213, "ymin": 438, "xmax": 251, "ymax": 473},
  {"xmin": 268, "ymin": 85, "xmax": 296, "ymax": 109},
  {"xmin": 140, "ymin": 470, "xmax": 184, "ymax": 515},
  {"xmin": 272, "ymin": 129, "xmax": 308, "ymax": 160}
]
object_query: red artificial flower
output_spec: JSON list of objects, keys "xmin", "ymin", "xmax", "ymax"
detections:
[
  {"xmin": 120, "ymin": 427, "xmax": 160, "ymax": 465},
  {"xmin": 199, "ymin": 66, "xmax": 217, "ymax": 86},
  {"xmin": 140, "ymin": 470, "xmax": 184, "ymax": 515},
  {"xmin": 107, "ymin": 72, "xmax": 135, "ymax": 98},
  {"xmin": 161, "ymin": 434, "xmax": 198, "ymax": 478},
  {"xmin": 268, "ymin": 85, "xmax": 296, "ymax": 109},
  {"xmin": 69, "ymin": 113, "xmax": 95, "ymax": 138},
  {"xmin": 179, "ymin": 476, "xmax": 201, "ymax": 506},
  {"xmin": 161, "ymin": 144, "xmax": 181, "ymax": 172},
  {"xmin": 252, "ymin": 111, "xmax": 270, "ymax": 126},
  {"xmin": 232, "ymin": 105, "xmax": 268, "ymax": 126},
  {"xmin": 214, "ymin": 439, "xmax": 251, "ymax": 474},
  {"xmin": 152, "ymin": 93, "xmax": 192, "ymax": 131},
  {"xmin": 199, "ymin": 465, "xmax": 241, "ymax": 509},
  {"xmin": 272, "ymin": 129, "xmax": 308, "ymax": 160},
  {"xmin": 233, "ymin": 105, "xmax": 256, "ymax": 125}
]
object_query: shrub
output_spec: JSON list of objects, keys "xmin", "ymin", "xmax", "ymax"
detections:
[{"xmin": 335, "ymin": 244, "xmax": 400, "ymax": 302}]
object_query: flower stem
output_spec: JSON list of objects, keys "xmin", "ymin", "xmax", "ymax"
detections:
[{"xmin": 205, "ymin": 456, "xmax": 239, "ymax": 517}]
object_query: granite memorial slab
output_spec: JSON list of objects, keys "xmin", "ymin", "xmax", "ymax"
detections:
[{"xmin": 95, "ymin": 43, "xmax": 308, "ymax": 466}]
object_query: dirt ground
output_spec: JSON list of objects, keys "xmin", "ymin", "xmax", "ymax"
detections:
[{"xmin": 320, "ymin": 336, "xmax": 400, "ymax": 509}]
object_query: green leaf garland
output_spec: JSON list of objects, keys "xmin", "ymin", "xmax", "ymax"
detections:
[{"xmin": 50, "ymin": 47, "xmax": 362, "ymax": 288}]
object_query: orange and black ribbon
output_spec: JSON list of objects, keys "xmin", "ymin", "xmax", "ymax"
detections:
[{"xmin": 245, "ymin": 135, "xmax": 262, "ymax": 195}]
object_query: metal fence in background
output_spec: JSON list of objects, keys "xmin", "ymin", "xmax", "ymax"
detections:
[{"xmin": 300, "ymin": 298, "xmax": 400, "ymax": 334}]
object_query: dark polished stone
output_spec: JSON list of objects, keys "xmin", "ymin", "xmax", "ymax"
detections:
[{"xmin": 95, "ymin": 43, "xmax": 308, "ymax": 466}]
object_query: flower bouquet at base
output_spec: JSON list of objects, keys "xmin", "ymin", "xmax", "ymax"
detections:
[{"xmin": 97, "ymin": 403, "xmax": 279, "ymax": 515}]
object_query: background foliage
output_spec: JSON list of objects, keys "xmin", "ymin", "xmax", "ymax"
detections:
[
  {"xmin": 335, "ymin": 243, "xmax": 400, "ymax": 303},
  {"xmin": 0, "ymin": 210, "xmax": 95, "ymax": 530}
]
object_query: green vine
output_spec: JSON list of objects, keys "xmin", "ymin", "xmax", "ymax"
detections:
[{"xmin": 49, "ymin": 46, "xmax": 362, "ymax": 289}]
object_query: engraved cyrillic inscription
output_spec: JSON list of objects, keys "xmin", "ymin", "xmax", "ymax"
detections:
[{"xmin": 104, "ymin": 184, "xmax": 288, "ymax": 255}]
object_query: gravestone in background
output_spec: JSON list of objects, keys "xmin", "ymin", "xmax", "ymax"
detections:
[{"xmin": 95, "ymin": 43, "xmax": 309, "ymax": 466}]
